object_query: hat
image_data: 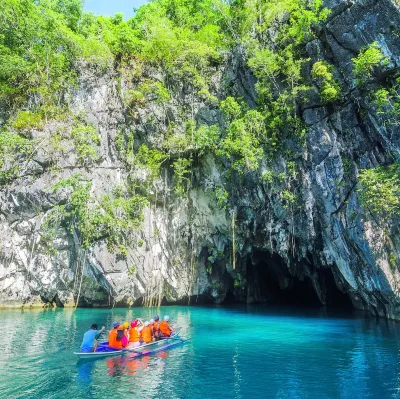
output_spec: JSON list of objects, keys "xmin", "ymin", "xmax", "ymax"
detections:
[
  {"xmin": 150, "ymin": 319, "xmax": 154, "ymax": 324},
  {"xmin": 113, "ymin": 322, "xmax": 120, "ymax": 328},
  {"xmin": 130, "ymin": 320, "xmax": 138, "ymax": 328},
  {"xmin": 123, "ymin": 322, "xmax": 129, "ymax": 329},
  {"xmin": 154, "ymin": 315, "xmax": 159, "ymax": 321},
  {"xmin": 164, "ymin": 315, "xmax": 169, "ymax": 321},
  {"xmin": 144, "ymin": 321, "xmax": 150, "ymax": 327}
]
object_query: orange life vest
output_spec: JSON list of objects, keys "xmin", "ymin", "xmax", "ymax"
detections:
[
  {"xmin": 151, "ymin": 322, "xmax": 159, "ymax": 337},
  {"xmin": 109, "ymin": 329, "xmax": 122, "ymax": 349},
  {"xmin": 159, "ymin": 321, "xmax": 171, "ymax": 336},
  {"xmin": 129, "ymin": 327, "xmax": 140, "ymax": 342},
  {"xmin": 153, "ymin": 321, "xmax": 160, "ymax": 331},
  {"xmin": 141, "ymin": 326, "xmax": 152, "ymax": 343}
]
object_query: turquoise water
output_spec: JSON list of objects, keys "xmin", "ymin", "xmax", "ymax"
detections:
[{"xmin": 1, "ymin": 306, "xmax": 400, "ymax": 399}]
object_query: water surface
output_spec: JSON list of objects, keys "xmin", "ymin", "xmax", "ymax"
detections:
[{"xmin": 1, "ymin": 305, "xmax": 400, "ymax": 398}]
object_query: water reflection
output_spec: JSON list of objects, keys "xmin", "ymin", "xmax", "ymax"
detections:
[{"xmin": 76, "ymin": 361, "xmax": 96, "ymax": 397}]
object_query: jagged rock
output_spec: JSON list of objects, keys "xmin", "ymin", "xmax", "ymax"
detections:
[{"xmin": 1, "ymin": 0, "xmax": 400, "ymax": 320}]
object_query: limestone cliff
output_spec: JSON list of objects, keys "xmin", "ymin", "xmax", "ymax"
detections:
[{"xmin": 1, "ymin": 0, "xmax": 400, "ymax": 319}]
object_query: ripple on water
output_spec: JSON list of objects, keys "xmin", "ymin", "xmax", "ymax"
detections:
[{"xmin": 1, "ymin": 306, "xmax": 400, "ymax": 399}]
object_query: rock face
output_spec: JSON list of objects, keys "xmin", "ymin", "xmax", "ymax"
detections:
[{"xmin": 2, "ymin": 0, "xmax": 400, "ymax": 319}]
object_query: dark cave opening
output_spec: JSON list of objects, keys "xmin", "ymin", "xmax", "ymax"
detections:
[
  {"xmin": 319, "ymin": 268, "xmax": 353, "ymax": 308},
  {"xmin": 230, "ymin": 251, "xmax": 353, "ymax": 309}
]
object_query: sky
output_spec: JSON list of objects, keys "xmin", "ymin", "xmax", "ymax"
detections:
[{"xmin": 83, "ymin": 0, "xmax": 149, "ymax": 19}]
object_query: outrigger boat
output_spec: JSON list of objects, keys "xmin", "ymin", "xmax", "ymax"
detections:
[{"xmin": 74, "ymin": 328, "xmax": 185, "ymax": 360}]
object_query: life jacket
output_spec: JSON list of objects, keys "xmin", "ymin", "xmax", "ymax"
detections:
[
  {"xmin": 141, "ymin": 326, "xmax": 152, "ymax": 343},
  {"xmin": 153, "ymin": 321, "xmax": 160, "ymax": 331},
  {"xmin": 159, "ymin": 321, "xmax": 171, "ymax": 337},
  {"xmin": 129, "ymin": 327, "xmax": 140, "ymax": 342},
  {"xmin": 109, "ymin": 329, "xmax": 122, "ymax": 349}
]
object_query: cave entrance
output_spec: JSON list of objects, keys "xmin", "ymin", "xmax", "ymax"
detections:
[{"xmin": 242, "ymin": 251, "xmax": 352, "ymax": 309}]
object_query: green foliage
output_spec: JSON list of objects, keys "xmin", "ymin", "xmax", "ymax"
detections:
[
  {"xmin": 164, "ymin": 120, "xmax": 220, "ymax": 156},
  {"xmin": 220, "ymin": 97, "xmax": 242, "ymax": 121},
  {"xmin": 358, "ymin": 163, "xmax": 400, "ymax": 219},
  {"xmin": 370, "ymin": 78, "xmax": 400, "ymax": 127},
  {"xmin": 0, "ymin": 129, "xmax": 33, "ymax": 184},
  {"xmin": 352, "ymin": 42, "xmax": 388, "ymax": 83},
  {"xmin": 12, "ymin": 111, "xmax": 44, "ymax": 132},
  {"xmin": 214, "ymin": 186, "xmax": 229, "ymax": 209},
  {"xmin": 139, "ymin": 80, "xmax": 170, "ymax": 104},
  {"xmin": 262, "ymin": 170, "xmax": 274, "ymax": 184},
  {"xmin": 128, "ymin": 264, "xmax": 137, "ymax": 277},
  {"xmin": 218, "ymin": 109, "xmax": 267, "ymax": 173},
  {"xmin": 281, "ymin": 190, "xmax": 296, "ymax": 209},
  {"xmin": 172, "ymin": 157, "xmax": 192, "ymax": 194},
  {"xmin": 46, "ymin": 174, "xmax": 148, "ymax": 252},
  {"xmin": 311, "ymin": 61, "xmax": 341, "ymax": 102},
  {"xmin": 193, "ymin": 125, "xmax": 221, "ymax": 154},
  {"xmin": 243, "ymin": 0, "xmax": 329, "ymax": 140},
  {"xmin": 71, "ymin": 122, "xmax": 101, "ymax": 165},
  {"xmin": 135, "ymin": 144, "xmax": 168, "ymax": 181},
  {"xmin": 124, "ymin": 90, "xmax": 145, "ymax": 107}
]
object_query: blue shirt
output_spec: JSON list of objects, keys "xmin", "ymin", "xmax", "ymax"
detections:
[{"xmin": 81, "ymin": 329, "xmax": 100, "ymax": 352}]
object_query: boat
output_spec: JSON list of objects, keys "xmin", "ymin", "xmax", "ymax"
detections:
[
  {"xmin": 75, "ymin": 327, "xmax": 185, "ymax": 360},
  {"xmin": 75, "ymin": 337, "xmax": 188, "ymax": 360},
  {"xmin": 74, "ymin": 346, "xmax": 123, "ymax": 359}
]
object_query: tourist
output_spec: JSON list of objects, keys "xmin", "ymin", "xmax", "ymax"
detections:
[
  {"xmin": 151, "ymin": 317, "xmax": 160, "ymax": 340},
  {"xmin": 80, "ymin": 324, "xmax": 105, "ymax": 353},
  {"xmin": 109, "ymin": 322, "xmax": 123, "ymax": 349},
  {"xmin": 128, "ymin": 320, "xmax": 141, "ymax": 348},
  {"xmin": 121, "ymin": 322, "xmax": 130, "ymax": 347},
  {"xmin": 115, "ymin": 323, "xmax": 127, "ymax": 348},
  {"xmin": 140, "ymin": 321, "xmax": 153, "ymax": 343},
  {"xmin": 159, "ymin": 315, "xmax": 172, "ymax": 337}
]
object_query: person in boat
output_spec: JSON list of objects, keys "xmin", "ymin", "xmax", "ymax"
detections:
[
  {"xmin": 159, "ymin": 315, "xmax": 173, "ymax": 337},
  {"xmin": 116, "ymin": 323, "xmax": 129, "ymax": 348},
  {"xmin": 153, "ymin": 315, "xmax": 161, "ymax": 340},
  {"xmin": 121, "ymin": 322, "xmax": 130, "ymax": 347},
  {"xmin": 128, "ymin": 320, "xmax": 141, "ymax": 348},
  {"xmin": 109, "ymin": 322, "xmax": 123, "ymax": 349},
  {"xmin": 140, "ymin": 321, "xmax": 153, "ymax": 344},
  {"xmin": 81, "ymin": 324, "xmax": 105, "ymax": 353}
]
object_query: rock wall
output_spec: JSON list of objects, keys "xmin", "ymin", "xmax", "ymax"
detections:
[{"xmin": 2, "ymin": 0, "xmax": 400, "ymax": 319}]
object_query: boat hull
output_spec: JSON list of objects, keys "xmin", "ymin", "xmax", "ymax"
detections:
[{"xmin": 74, "ymin": 348, "xmax": 123, "ymax": 359}]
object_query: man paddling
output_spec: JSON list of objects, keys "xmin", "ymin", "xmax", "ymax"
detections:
[{"xmin": 81, "ymin": 324, "xmax": 105, "ymax": 353}]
